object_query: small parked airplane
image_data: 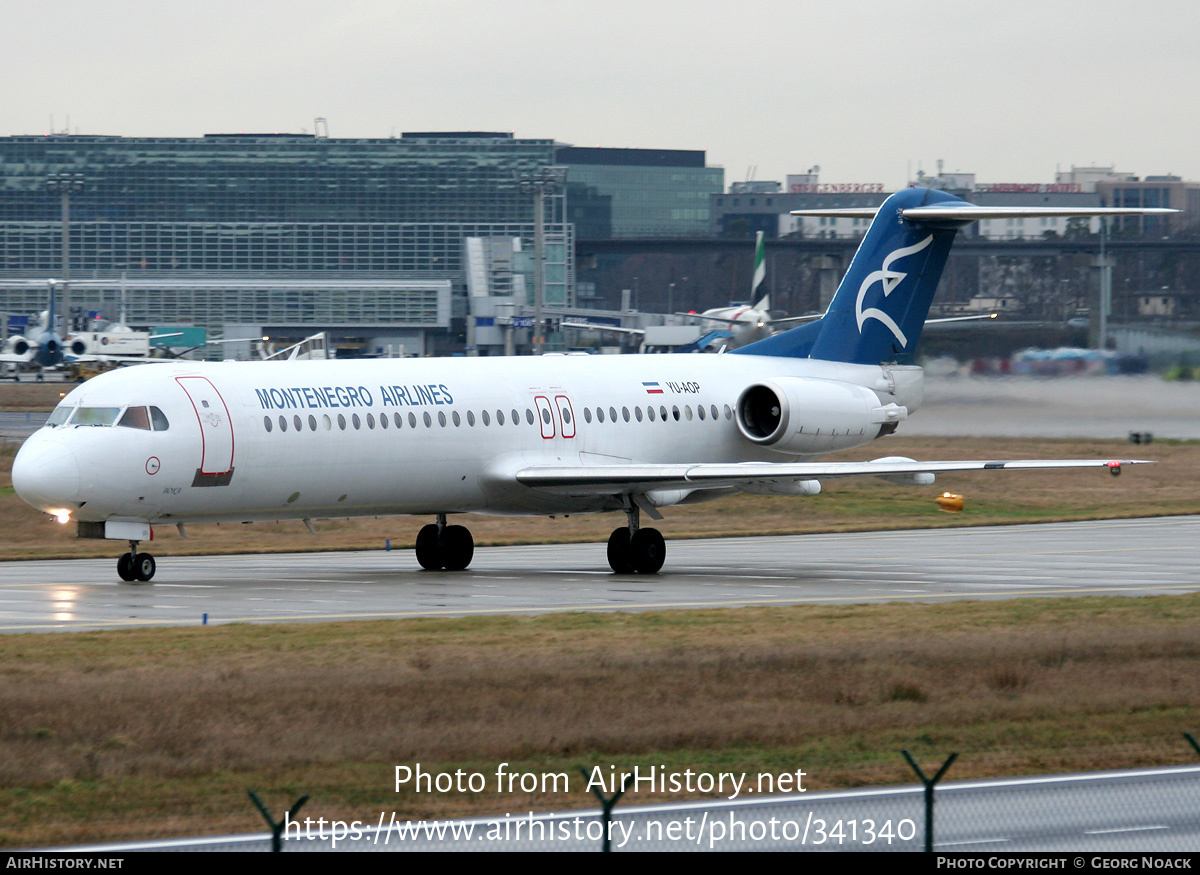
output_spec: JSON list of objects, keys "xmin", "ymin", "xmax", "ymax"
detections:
[{"xmin": 12, "ymin": 187, "xmax": 1168, "ymax": 581}]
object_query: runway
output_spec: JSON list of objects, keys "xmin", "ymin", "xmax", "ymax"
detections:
[{"xmin": 2, "ymin": 515, "xmax": 1198, "ymax": 634}]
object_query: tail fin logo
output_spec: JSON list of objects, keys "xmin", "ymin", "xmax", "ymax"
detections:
[{"xmin": 855, "ymin": 234, "xmax": 933, "ymax": 346}]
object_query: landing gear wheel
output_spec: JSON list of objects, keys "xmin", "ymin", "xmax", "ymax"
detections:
[
  {"xmin": 630, "ymin": 527, "xmax": 665, "ymax": 574},
  {"xmin": 439, "ymin": 525, "xmax": 474, "ymax": 571},
  {"xmin": 415, "ymin": 524, "xmax": 442, "ymax": 570},
  {"xmin": 607, "ymin": 527, "xmax": 634, "ymax": 573},
  {"xmin": 117, "ymin": 552, "xmax": 136, "ymax": 582},
  {"xmin": 133, "ymin": 553, "xmax": 156, "ymax": 582}
]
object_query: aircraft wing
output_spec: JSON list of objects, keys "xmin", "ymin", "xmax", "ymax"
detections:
[
  {"xmin": 673, "ymin": 312, "xmax": 756, "ymax": 326},
  {"xmin": 560, "ymin": 321, "xmax": 645, "ymax": 336},
  {"xmin": 515, "ymin": 457, "xmax": 1149, "ymax": 495},
  {"xmin": 0, "ymin": 351, "xmax": 34, "ymax": 364}
]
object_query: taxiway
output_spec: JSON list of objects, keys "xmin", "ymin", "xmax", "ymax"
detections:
[{"xmin": 1, "ymin": 515, "xmax": 1197, "ymax": 633}]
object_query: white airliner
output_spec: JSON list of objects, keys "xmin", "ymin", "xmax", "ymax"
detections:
[
  {"xmin": 675, "ymin": 231, "xmax": 779, "ymax": 346},
  {"xmin": 12, "ymin": 188, "xmax": 1169, "ymax": 582}
]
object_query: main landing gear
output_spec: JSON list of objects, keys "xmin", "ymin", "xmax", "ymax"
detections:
[
  {"xmin": 607, "ymin": 503, "xmax": 665, "ymax": 574},
  {"xmin": 415, "ymin": 513, "xmax": 475, "ymax": 571},
  {"xmin": 116, "ymin": 540, "xmax": 156, "ymax": 582}
]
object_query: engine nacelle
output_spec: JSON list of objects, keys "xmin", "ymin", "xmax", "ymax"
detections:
[
  {"xmin": 10, "ymin": 337, "xmax": 30, "ymax": 356},
  {"xmin": 69, "ymin": 338, "xmax": 88, "ymax": 356},
  {"xmin": 735, "ymin": 377, "xmax": 906, "ymax": 455}
]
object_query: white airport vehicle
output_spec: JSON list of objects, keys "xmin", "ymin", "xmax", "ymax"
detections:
[{"xmin": 11, "ymin": 188, "xmax": 1169, "ymax": 581}]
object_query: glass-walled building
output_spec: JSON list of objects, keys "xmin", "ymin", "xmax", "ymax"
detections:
[
  {"xmin": 556, "ymin": 146, "xmax": 723, "ymax": 238},
  {"xmin": 0, "ymin": 132, "xmax": 573, "ymax": 351}
]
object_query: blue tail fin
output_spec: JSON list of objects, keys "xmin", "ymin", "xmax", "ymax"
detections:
[{"xmin": 735, "ymin": 187, "xmax": 966, "ymax": 364}]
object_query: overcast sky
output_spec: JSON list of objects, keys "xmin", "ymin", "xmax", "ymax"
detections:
[{"xmin": 5, "ymin": 0, "xmax": 1197, "ymax": 189}]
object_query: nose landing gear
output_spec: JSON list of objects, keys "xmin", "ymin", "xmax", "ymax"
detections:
[
  {"xmin": 117, "ymin": 540, "xmax": 156, "ymax": 582},
  {"xmin": 414, "ymin": 513, "xmax": 475, "ymax": 571}
]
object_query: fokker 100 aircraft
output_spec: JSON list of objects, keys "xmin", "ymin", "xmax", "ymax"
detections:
[{"xmin": 12, "ymin": 187, "xmax": 1170, "ymax": 581}]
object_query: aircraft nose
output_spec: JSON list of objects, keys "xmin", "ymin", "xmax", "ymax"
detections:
[{"xmin": 12, "ymin": 437, "xmax": 81, "ymax": 513}]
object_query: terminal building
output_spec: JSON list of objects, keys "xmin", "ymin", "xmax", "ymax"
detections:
[
  {"xmin": 556, "ymin": 146, "xmax": 723, "ymax": 239},
  {"xmin": 0, "ymin": 131, "xmax": 573, "ymax": 355}
]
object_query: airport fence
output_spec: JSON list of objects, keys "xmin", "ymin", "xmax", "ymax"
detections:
[{"xmin": 203, "ymin": 737, "xmax": 1200, "ymax": 852}]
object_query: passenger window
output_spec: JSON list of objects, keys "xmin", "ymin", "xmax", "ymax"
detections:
[
  {"xmin": 467, "ymin": 410, "xmax": 475, "ymax": 426},
  {"xmin": 497, "ymin": 410, "xmax": 505, "ymax": 426},
  {"xmin": 264, "ymin": 415, "xmax": 272, "ymax": 432},
  {"xmin": 609, "ymin": 406, "xmax": 617, "ymax": 422},
  {"xmin": 523, "ymin": 409, "xmax": 531, "ymax": 425},
  {"xmin": 118, "ymin": 406, "xmax": 151, "ymax": 430},
  {"xmin": 634, "ymin": 407, "xmax": 643, "ymax": 422},
  {"xmin": 648, "ymin": 406, "xmax": 656, "ymax": 422},
  {"xmin": 408, "ymin": 412, "xmax": 417, "ymax": 428},
  {"xmin": 149, "ymin": 406, "xmax": 169, "ymax": 431},
  {"xmin": 453, "ymin": 411, "xmax": 461, "ymax": 427},
  {"xmin": 293, "ymin": 415, "xmax": 302, "ymax": 431},
  {"xmin": 597, "ymin": 407, "xmax": 605, "ymax": 423},
  {"xmin": 423, "ymin": 412, "xmax": 432, "ymax": 427},
  {"xmin": 352, "ymin": 414, "xmax": 361, "ymax": 430},
  {"xmin": 279, "ymin": 415, "xmax": 288, "ymax": 433},
  {"xmin": 672, "ymin": 406, "xmax": 680, "ymax": 422},
  {"xmin": 438, "ymin": 411, "xmax": 447, "ymax": 427},
  {"xmin": 394, "ymin": 412, "xmax": 403, "ymax": 428},
  {"xmin": 584, "ymin": 408, "xmax": 592, "ymax": 423},
  {"xmin": 482, "ymin": 410, "xmax": 491, "ymax": 426},
  {"xmin": 338, "ymin": 414, "xmax": 347, "ymax": 430},
  {"xmin": 380, "ymin": 413, "xmax": 388, "ymax": 429},
  {"xmin": 366, "ymin": 413, "xmax": 375, "ymax": 429},
  {"xmin": 308, "ymin": 415, "xmax": 317, "ymax": 431},
  {"xmin": 541, "ymin": 408, "xmax": 551, "ymax": 425},
  {"xmin": 622, "ymin": 407, "xmax": 630, "ymax": 422}
]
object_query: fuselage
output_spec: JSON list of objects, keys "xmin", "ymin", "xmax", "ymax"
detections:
[{"xmin": 12, "ymin": 352, "xmax": 923, "ymax": 528}]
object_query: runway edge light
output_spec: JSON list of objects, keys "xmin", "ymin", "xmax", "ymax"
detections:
[{"xmin": 935, "ymin": 492, "xmax": 964, "ymax": 513}]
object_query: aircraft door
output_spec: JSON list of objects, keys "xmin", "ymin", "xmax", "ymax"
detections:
[
  {"xmin": 554, "ymin": 395, "xmax": 576, "ymax": 438},
  {"xmin": 175, "ymin": 375, "xmax": 235, "ymax": 483},
  {"xmin": 534, "ymin": 395, "xmax": 556, "ymax": 439}
]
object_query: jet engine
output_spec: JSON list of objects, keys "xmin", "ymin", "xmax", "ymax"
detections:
[{"xmin": 735, "ymin": 377, "xmax": 907, "ymax": 455}]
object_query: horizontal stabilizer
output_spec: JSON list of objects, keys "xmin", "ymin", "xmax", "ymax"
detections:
[{"xmin": 791, "ymin": 205, "xmax": 1178, "ymax": 222}]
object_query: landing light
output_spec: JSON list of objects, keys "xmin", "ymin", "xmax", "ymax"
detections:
[{"xmin": 52, "ymin": 509, "xmax": 71, "ymax": 525}]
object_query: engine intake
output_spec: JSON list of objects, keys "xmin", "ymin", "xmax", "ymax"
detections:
[{"xmin": 735, "ymin": 377, "xmax": 907, "ymax": 455}]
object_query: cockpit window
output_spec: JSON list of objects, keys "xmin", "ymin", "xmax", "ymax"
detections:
[
  {"xmin": 45, "ymin": 405, "xmax": 74, "ymax": 427},
  {"xmin": 118, "ymin": 406, "xmax": 151, "ymax": 430},
  {"xmin": 149, "ymin": 406, "xmax": 169, "ymax": 431},
  {"xmin": 72, "ymin": 407, "xmax": 121, "ymax": 427}
]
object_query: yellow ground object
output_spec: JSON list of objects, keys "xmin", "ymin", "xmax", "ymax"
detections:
[
  {"xmin": 68, "ymin": 361, "xmax": 119, "ymax": 382},
  {"xmin": 935, "ymin": 492, "xmax": 965, "ymax": 513}
]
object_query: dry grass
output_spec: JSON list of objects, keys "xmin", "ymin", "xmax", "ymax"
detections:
[
  {"xmin": 0, "ymin": 382, "xmax": 71, "ymax": 411},
  {"xmin": 3, "ymin": 434, "xmax": 1198, "ymax": 560},
  {"xmin": 3, "ymin": 597, "xmax": 1200, "ymax": 846}
]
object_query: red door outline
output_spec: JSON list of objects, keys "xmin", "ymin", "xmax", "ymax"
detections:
[
  {"xmin": 554, "ymin": 395, "xmax": 576, "ymax": 438},
  {"xmin": 175, "ymin": 375, "xmax": 235, "ymax": 475},
  {"xmin": 534, "ymin": 395, "xmax": 556, "ymax": 439}
]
